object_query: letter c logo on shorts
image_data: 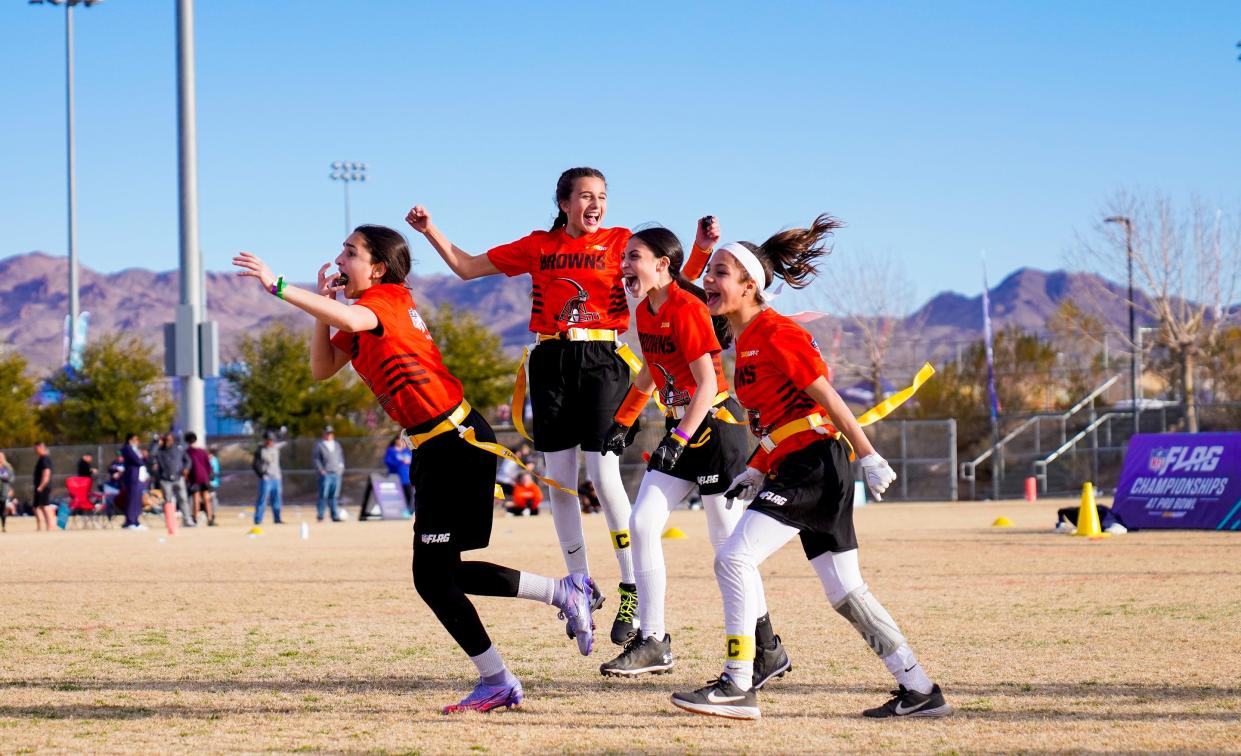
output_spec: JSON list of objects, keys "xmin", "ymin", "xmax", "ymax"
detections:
[{"xmin": 611, "ymin": 530, "xmax": 630, "ymax": 550}]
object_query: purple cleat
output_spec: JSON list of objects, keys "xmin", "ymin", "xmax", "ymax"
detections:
[
  {"xmin": 442, "ymin": 676, "xmax": 524, "ymax": 714},
  {"xmin": 555, "ymin": 573, "xmax": 597, "ymax": 656}
]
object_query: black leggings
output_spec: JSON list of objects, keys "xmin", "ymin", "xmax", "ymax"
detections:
[{"xmin": 412, "ymin": 543, "xmax": 523, "ymax": 657}]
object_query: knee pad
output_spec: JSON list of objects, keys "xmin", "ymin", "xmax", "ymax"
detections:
[{"xmin": 831, "ymin": 585, "xmax": 906, "ymax": 657}]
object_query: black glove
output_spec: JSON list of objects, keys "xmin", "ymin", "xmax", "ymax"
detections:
[
  {"xmin": 649, "ymin": 433, "xmax": 687, "ymax": 473},
  {"xmin": 602, "ymin": 422, "xmax": 631, "ymax": 456}
]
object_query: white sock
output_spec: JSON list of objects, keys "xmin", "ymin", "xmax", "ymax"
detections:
[
  {"xmin": 469, "ymin": 645, "xmax": 507, "ymax": 682},
  {"xmin": 585, "ymin": 452, "xmax": 635, "ymax": 584},
  {"xmin": 704, "ymin": 492, "xmax": 767, "ymax": 617},
  {"xmin": 883, "ymin": 644, "xmax": 934, "ymax": 694},
  {"xmin": 544, "ymin": 448, "xmax": 589, "ymax": 575},
  {"xmin": 723, "ymin": 659, "xmax": 754, "ymax": 691},
  {"xmin": 516, "ymin": 572, "xmax": 556, "ymax": 605},
  {"xmin": 630, "ymin": 472, "xmax": 691, "ymax": 640}
]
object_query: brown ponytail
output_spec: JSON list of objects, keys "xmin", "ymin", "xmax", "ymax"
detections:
[
  {"xmin": 757, "ymin": 213, "xmax": 842, "ymax": 290},
  {"xmin": 551, "ymin": 167, "xmax": 607, "ymax": 231}
]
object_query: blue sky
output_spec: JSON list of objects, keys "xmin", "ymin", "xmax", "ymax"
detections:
[{"xmin": 2, "ymin": 1, "xmax": 1239, "ymax": 310}]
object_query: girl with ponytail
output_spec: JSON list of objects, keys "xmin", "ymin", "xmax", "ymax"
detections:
[
  {"xmin": 406, "ymin": 170, "xmax": 717, "ymax": 649},
  {"xmin": 671, "ymin": 214, "xmax": 951, "ymax": 721},
  {"xmin": 596, "ymin": 224, "xmax": 790, "ymax": 688}
]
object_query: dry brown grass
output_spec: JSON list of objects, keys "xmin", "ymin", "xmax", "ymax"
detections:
[{"xmin": 1, "ymin": 498, "xmax": 1238, "ymax": 754}]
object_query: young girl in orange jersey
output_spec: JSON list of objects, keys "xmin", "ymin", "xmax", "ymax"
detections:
[
  {"xmin": 595, "ymin": 226, "xmax": 789, "ymax": 689},
  {"xmin": 669, "ymin": 216, "xmax": 950, "ymax": 721},
  {"xmin": 232, "ymin": 226, "xmax": 598, "ymax": 714},
  {"xmin": 405, "ymin": 168, "xmax": 715, "ymax": 646}
]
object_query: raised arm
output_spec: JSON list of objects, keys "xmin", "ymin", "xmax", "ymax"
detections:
[{"xmin": 406, "ymin": 205, "xmax": 500, "ymax": 280}]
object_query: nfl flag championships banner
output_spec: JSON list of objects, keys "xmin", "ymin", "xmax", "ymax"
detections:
[{"xmin": 1112, "ymin": 433, "xmax": 1241, "ymax": 530}]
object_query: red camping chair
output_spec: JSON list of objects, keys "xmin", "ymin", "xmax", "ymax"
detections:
[{"xmin": 66, "ymin": 476, "xmax": 102, "ymax": 528}]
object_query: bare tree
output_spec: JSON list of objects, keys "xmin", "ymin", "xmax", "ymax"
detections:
[
  {"xmin": 818, "ymin": 249, "xmax": 925, "ymax": 402},
  {"xmin": 1077, "ymin": 192, "xmax": 1240, "ymax": 432}
]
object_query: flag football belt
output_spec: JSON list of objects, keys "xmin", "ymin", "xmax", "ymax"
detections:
[
  {"xmin": 405, "ymin": 400, "xmax": 578, "ymax": 496},
  {"xmin": 755, "ymin": 362, "xmax": 938, "ymax": 456},
  {"xmin": 758, "ymin": 413, "xmax": 839, "ymax": 453},
  {"xmin": 511, "ymin": 329, "xmax": 643, "ymax": 442},
  {"xmin": 663, "ymin": 391, "xmax": 743, "ymax": 424}
]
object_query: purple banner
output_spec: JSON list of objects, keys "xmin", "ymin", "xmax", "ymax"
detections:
[{"xmin": 1112, "ymin": 433, "xmax": 1241, "ymax": 531}]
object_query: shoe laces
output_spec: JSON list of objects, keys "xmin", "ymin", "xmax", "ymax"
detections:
[{"xmin": 615, "ymin": 586, "xmax": 638, "ymax": 624}]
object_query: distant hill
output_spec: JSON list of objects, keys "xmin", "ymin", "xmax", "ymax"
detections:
[{"xmin": 0, "ymin": 252, "xmax": 1162, "ymax": 376}]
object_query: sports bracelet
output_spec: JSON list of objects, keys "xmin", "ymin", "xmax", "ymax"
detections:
[
  {"xmin": 672, "ymin": 428, "xmax": 691, "ymax": 445},
  {"xmin": 271, "ymin": 276, "xmax": 286, "ymax": 299}
]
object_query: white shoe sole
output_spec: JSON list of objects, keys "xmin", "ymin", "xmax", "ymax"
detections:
[
  {"xmin": 670, "ymin": 696, "xmax": 760, "ymax": 721},
  {"xmin": 600, "ymin": 662, "xmax": 674, "ymax": 677}
]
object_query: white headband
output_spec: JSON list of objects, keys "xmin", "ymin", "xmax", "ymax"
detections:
[{"xmin": 717, "ymin": 242, "xmax": 768, "ymax": 292}]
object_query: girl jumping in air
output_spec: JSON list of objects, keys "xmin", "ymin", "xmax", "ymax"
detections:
[
  {"xmin": 233, "ymin": 225, "xmax": 597, "ymax": 713},
  {"xmin": 405, "ymin": 168, "xmax": 715, "ymax": 647},
  {"xmin": 596, "ymin": 225, "xmax": 790, "ymax": 690},
  {"xmin": 669, "ymin": 216, "xmax": 951, "ymax": 721}
]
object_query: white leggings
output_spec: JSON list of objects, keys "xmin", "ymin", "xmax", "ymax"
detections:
[
  {"xmin": 543, "ymin": 447, "xmax": 634, "ymax": 583},
  {"xmin": 629, "ymin": 471, "xmax": 767, "ymax": 640}
]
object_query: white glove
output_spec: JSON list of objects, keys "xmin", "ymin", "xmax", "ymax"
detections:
[
  {"xmin": 858, "ymin": 453, "xmax": 896, "ymax": 501},
  {"xmin": 724, "ymin": 466, "xmax": 765, "ymax": 508}
]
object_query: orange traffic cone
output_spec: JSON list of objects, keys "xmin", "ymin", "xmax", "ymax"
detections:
[{"xmin": 1073, "ymin": 482, "xmax": 1109, "ymax": 538}]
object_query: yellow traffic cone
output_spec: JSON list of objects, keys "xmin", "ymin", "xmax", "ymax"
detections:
[
  {"xmin": 992, "ymin": 516, "xmax": 1013, "ymax": 528},
  {"xmin": 662, "ymin": 527, "xmax": 687, "ymax": 540},
  {"xmin": 1073, "ymin": 483, "xmax": 1109, "ymax": 538},
  {"xmin": 248, "ymin": 526, "xmax": 265, "ymax": 537}
]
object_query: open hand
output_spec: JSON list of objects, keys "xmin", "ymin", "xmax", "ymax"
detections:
[{"xmin": 232, "ymin": 252, "xmax": 276, "ymax": 291}]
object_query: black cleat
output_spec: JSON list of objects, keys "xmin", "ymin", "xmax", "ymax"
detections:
[
  {"xmin": 671, "ymin": 674, "xmax": 760, "ymax": 720},
  {"xmin": 752, "ymin": 634, "xmax": 792, "ymax": 690},
  {"xmin": 566, "ymin": 579, "xmax": 605, "ymax": 640},
  {"xmin": 610, "ymin": 583, "xmax": 638, "ymax": 645},
  {"xmin": 600, "ymin": 633, "xmax": 674, "ymax": 677},
  {"xmin": 862, "ymin": 684, "xmax": 952, "ymax": 718}
]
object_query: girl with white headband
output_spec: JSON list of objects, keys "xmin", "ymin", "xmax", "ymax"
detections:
[
  {"xmin": 596, "ymin": 225, "xmax": 790, "ymax": 690},
  {"xmin": 670, "ymin": 214, "xmax": 951, "ymax": 721}
]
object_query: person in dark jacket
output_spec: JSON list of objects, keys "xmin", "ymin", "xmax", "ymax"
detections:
[
  {"xmin": 153, "ymin": 432, "xmax": 194, "ymax": 527},
  {"xmin": 120, "ymin": 434, "xmax": 148, "ymax": 530}
]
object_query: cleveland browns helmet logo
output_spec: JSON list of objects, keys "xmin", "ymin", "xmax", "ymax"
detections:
[
  {"xmin": 654, "ymin": 363, "xmax": 691, "ymax": 407},
  {"xmin": 551, "ymin": 277, "xmax": 601, "ymax": 325}
]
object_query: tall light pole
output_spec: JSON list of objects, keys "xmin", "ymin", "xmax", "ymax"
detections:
[
  {"xmin": 29, "ymin": 0, "xmax": 103, "ymax": 366},
  {"xmin": 1105, "ymin": 215, "xmax": 1140, "ymax": 436},
  {"xmin": 330, "ymin": 162, "xmax": 366, "ymax": 235}
]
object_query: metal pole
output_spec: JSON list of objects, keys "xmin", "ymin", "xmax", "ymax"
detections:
[
  {"xmin": 1126, "ymin": 224, "xmax": 1139, "ymax": 436},
  {"xmin": 947, "ymin": 419, "xmax": 958, "ymax": 501},
  {"xmin": 177, "ymin": 0, "xmax": 205, "ymax": 442},
  {"xmin": 65, "ymin": 3, "xmax": 79, "ymax": 362}
]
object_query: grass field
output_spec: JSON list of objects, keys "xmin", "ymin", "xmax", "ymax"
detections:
[{"xmin": 1, "ymin": 498, "xmax": 1238, "ymax": 754}]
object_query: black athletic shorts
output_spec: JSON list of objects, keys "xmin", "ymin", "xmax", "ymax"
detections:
[
  {"xmin": 408, "ymin": 408, "xmax": 497, "ymax": 553},
  {"xmin": 34, "ymin": 488, "xmax": 51, "ymax": 508},
  {"xmin": 528, "ymin": 339, "xmax": 630, "ymax": 453},
  {"xmin": 747, "ymin": 436, "xmax": 858, "ymax": 560},
  {"xmin": 652, "ymin": 397, "xmax": 750, "ymax": 495}
]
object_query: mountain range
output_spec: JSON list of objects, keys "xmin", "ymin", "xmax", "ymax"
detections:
[{"xmin": 0, "ymin": 250, "xmax": 1157, "ymax": 376}]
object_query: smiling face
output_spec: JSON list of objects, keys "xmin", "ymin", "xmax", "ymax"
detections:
[
  {"xmin": 620, "ymin": 238, "xmax": 669, "ymax": 298},
  {"xmin": 702, "ymin": 249, "xmax": 757, "ymax": 316},
  {"xmin": 558, "ymin": 176, "xmax": 607, "ymax": 236},
  {"xmin": 334, "ymin": 232, "xmax": 387, "ymax": 298}
]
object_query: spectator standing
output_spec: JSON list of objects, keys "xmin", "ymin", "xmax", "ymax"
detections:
[
  {"xmin": 0, "ymin": 451, "xmax": 13, "ymax": 532},
  {"xmin": 120, "ymin": 434, "xmax": 147, "ymax": 529},
  {"xmin": 253, "ymin": 431, "xmax": 285, "ymax": 525},
  {"xmin": 153, "ymin": 432, "xmax": 194, "ymax": 527},
  {"xmin": 507, "ymin": 471, "xmax": 543, "ymax": 516},
  {"xmin": 207, "ymin": 445, "xmax": 221, "ymax": 514},
  {"xmin": 184, "ymin": 432, "xmax": 215, "ymax": 527},
  {"xmin": 32, "ymin": 442, "xmax": 54, "ymax": 532},
  {"xmin": 313, "ymin": 425, "xmax": 346, "ymax": 522},
  {"xmin": 495, "ymin": 454, "xmax": 521, "ymax": 499},
  {"xmin": 384, "ymin": 434, "xmax": 414, "ymax": 512}
]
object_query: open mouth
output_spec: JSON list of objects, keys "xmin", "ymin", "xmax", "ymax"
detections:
[
  {"xmin": 336, "ymin": 272, "xmax": 350, "ymax": 287},
  {"xmin": 583, "ymin": 211, "xmax": 600, "ymax": 228},
  {"xmin": 623, "ymin": 274, "xmax": 640, "ymax": 296},
  {"xmin": 705, "ymin": 289, "xmax": 721, "ymax": 308}
]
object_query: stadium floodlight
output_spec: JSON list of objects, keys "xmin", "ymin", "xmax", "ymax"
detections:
[
  {"xmin": 330, "ymin": 161, "xmax": 368, "ymax": 236},
  {"xmin": 30, "ymin": 0, "xmax": 105, "ymax": 366},
  {"xmin": 1104, "ymin": 215, "xmax": 1139, "ymax": 436}
]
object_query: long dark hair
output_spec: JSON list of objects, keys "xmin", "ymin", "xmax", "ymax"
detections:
[
  {"xmin": 735, "ymin": 213, "xmax": 842, "ymax": 303},
  {"xmin": 353, "ymin": 225, "xmax": 411, "ymax": 284},
  {"xmin": 551, "ymin": 167, "xmax": 607, "ymax": 232},
  {"xmin": 631, "ymin": 226, "xmax": 732, "ymax": 349}
]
